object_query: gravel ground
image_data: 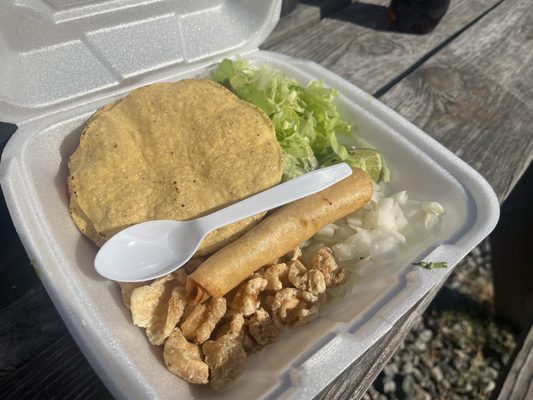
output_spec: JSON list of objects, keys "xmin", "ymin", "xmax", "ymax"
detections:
[{"xmin": 364, "ymin": 239, "xmax": 519, "ymax": 400}]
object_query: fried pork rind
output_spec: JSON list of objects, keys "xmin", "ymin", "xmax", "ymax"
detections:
[
  {"xmin": 215, "ymin": 312, "xmax": 245, "ymax": 339},
  {"xmin": 118, "ymin": 281, "xmax": 146, "ymax": 309},
  {"xmin": 181, "ymin": 297, "xmax": 226, "ymax": 344},
  {"xmin": 229, "ymin": 277, "xmax": 267, "ymax": 316},
  {"xmin": 164, "ymin": 329, "xmax": 209, "ymax": 385},
  {"xmin": 173, "ymin": 269, "xmax": 188, "ymax": 286},
  {"xmin": 287, "ymin": 260, "xmax": 308, "ymax": 290},
  {"xmin": 242, "ymin": 330, "xmax": 263, "ymax": 354},
  {"xmin": 267, "ymin": 288, "xmax": 320, "ymax": 328},
  {"xmin": 129, "ymin": 275, "xmax": 186, "ymax": 345},
  {"xmin": 287, "ymin": 260, "xmax": 327, "ymax": 296},
  {"xmin": 248, "ymin": 308, "xmax": 279, "ymax": 345},
  {"xmin": 260, "ymin": 263, "xmax": 289, "ymax": 291},
  {"xmin": 309, "ymin": 247, "xmax": 349, "ymax": 287},
  {"xmin": 147, "ymin": 286, "xmax": 187, "ymax": 345},
  {"xmin": 307, "ymin": 269, "xmax": 327, "ymax": 296},
  {"xmin": 122, "ymin": 246, "xmax": 349, "ymax": 390},
  {"xmin": 202, "ymin": 335, "xmax": 247, "ymax": 391}
]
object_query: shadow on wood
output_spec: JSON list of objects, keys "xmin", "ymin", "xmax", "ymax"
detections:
[
  {"xmin": 321, "ymin": 2, "xmax": 396, "ymax": 33},
  {"xmin": 491, "ymin": 164, "xmax": 532, "ymax": 330},
  {"xmin": 495, "ymin": 325, "xmax": 533, "ymax": 400},
  {"xmin": 299, "ymin": 0, "xmax": 352, "ymax": 18}
]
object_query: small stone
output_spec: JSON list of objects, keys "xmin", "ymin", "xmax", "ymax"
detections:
[
  {"xmin": 488, "ymin": 367, "xmax": 498, "ymax": 379},
  {"xmin": 420, "ymin": 377, "xmax": 430, "ymax": 388},
  {"xmin": 419, "ymin": 353, "xmax": 433, "ymax": 368},
  {"xmin": 401, "ymin": 375, "xmax": 415, "ymax": 396},
  {"xmin": 414, "ymin": 339, "xmax": 427, "ymax": 352},
  {"xmin": 431, "ymin": 366, "xmax": 444, "ymax": 382},
  {"xmin": 420, "ymin": 329, "xmax": 434, "ymax": 342},
  {"xmin": 428, "ymin": 382, "xmax": 438, "ymax": 398},
  {"xmin": 403, "ymin": 362, "xmax": 414, "ymax": 374},
  {"xmin": 453, "ymin": 357, "xmax": 465, "ymax": 370},
  {"xmin": 485, "ymin": 380, "xmax": 496, "ymax": 393},
  {"xmin": 412, "ymin": 367, "xmax": 424, "ymax": 383},
  {"xmin": 383, "ymin": 363, "xmax": 399, "ymax": 376},
  {"xmin": 414, "ymin": 386, "xmax": 431, "ymax": 400},
  {"xmin": 442, "ymin": 365, "xmax": 458, "ymax": 383},
  {"xmin": 383, "ymin": 380, "xmax": 396, "ymax": 393},
  {"xmin": 454, "ymin": 349, "xmax": 467, "ymax": 360},
  {"xmin": 471, "ymin": 247, "xmax": 481, "ymax": 257}
]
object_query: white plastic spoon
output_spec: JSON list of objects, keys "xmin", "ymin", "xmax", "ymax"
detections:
[{"xmin": 95, "ymin": 163, "xmax": 352, "ymax": 282}]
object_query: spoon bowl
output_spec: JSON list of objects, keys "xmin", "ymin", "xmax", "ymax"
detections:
[{"xmin": 95, "ymin": 163, "xmax": 352, "ymax": 282}]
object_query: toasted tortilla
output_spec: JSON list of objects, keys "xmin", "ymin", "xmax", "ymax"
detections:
[{"xmin": 68, "ymin": 79, "xmax": 283, "ymax": 255}]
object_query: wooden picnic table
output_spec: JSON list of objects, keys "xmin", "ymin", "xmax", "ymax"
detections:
[{"xmin": 1, "ymin": 0, "xmax": 532, "ymax": 398}]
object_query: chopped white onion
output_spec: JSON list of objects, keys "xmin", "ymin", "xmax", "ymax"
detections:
[
  {"xmin": 310, "ymin": 184, "xmax": 445, "ymax": 266},
  {"xmin": 392, "ymin": 191, "xmax": 408, "ymax": 204},
  {"xmin": 316, "ymin": 224, "xmax": 338, "ymax": 239},
  {"xmin": 422, "ymin": 201, "xmax": 445, "ymax": 215}
]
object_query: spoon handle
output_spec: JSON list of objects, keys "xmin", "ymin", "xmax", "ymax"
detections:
[{"xmin": 200, "ymin": 163, "xmax": 353, "ymax": 231}]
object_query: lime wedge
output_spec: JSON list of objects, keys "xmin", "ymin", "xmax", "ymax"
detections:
[
  {"xmin": 380, "ymin": 155, "xmax": 391, "ymax": 182},
  {"xmin": 349, "ymin": 148, "xmax": 383, "ymax": 182}
]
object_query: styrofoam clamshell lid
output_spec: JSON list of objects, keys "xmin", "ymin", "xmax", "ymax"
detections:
[{"xmin": 0, "ymin": 0, "xmax": 281, "ymax": 124}]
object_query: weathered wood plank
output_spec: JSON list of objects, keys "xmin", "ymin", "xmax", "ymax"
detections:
[
  {"xmin": 264, "ymin": 0, "xmax": 501, "ymax": 95},
  {"xmin": 0, "ymin": 188, "xmax": 68, "ymax": 377},
  {"xmin": 379, "ymin": 0, "xmax": 533, "ymax": 201},
  {"xmin": 497, "ymin": 325, "xmax": 533, "ymax": 400},
  {"xmin": 0, "ymin": 335, "xmax": 111, "ymax": 400},
  {"xmin": 492, "ymin": 166, "xmax": 532, "ymax": 329},
  {"xmin": 0, "ymin": 184, "xmax": 39, "ymax": 311},
  {"xmin": 0, "ymin": 286, "xmax": 68, "ymax": 376}
]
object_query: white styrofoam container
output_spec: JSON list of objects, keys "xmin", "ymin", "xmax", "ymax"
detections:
[{"xmin": 0, "ymin": 1, "xmax": 499, "ymax": 399}]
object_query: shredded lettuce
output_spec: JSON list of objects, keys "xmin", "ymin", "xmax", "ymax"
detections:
[
  {"xmin": 413, "ymin": 261, "xmax": 448, "ymax": 270},
  {"xmin": 212, "ymin": 59, "xmax": 378, "ymax": 180}
]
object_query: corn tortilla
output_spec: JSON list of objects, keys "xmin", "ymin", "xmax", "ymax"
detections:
[{"xmin": 68, "ymin": 79, "xmax": 284, "ymax": 255}]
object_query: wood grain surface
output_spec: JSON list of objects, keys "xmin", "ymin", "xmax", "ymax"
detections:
[
  {"xmin": 1, "ymin": 333, "xmax": 111, "ymax": 400},
  {"xmin": 379, "ymin": 0, "xmax": 533, "ymax": 201},
  {"xmin": 497, "ymin": 326, "xmax": 533, "ymax": 400},
  {"xmin": 2, "ymin": 0, "xmax": 532, "ymax": 399},
  {"xmin": 264, "ymin": 0, "xmax": 502, "ymax": 95}
]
